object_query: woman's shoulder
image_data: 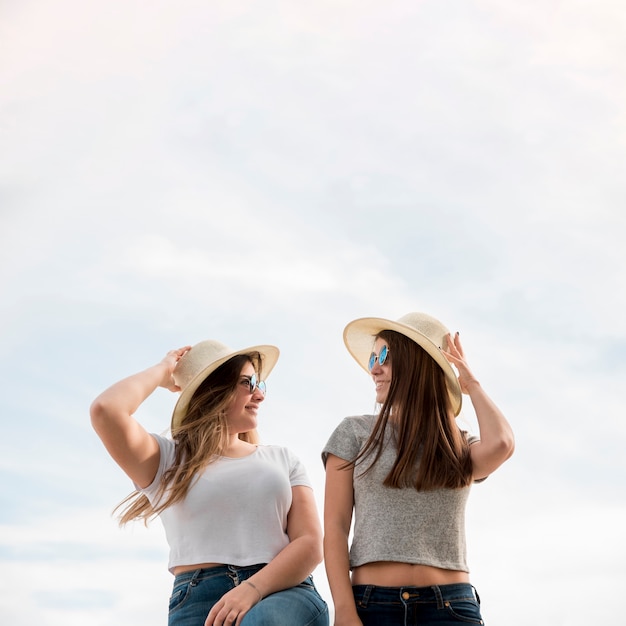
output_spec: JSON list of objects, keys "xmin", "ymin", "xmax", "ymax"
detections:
[
  {"xmin": 325, "ymin": 414, "xmax": 377, "ymax": 445},
  {"xmin": 336, "ymin": 414, "xmax": 377, "ymax": 433},
  {"xmin": 255, "ymin": 443, "xmax": 300, "ymax": 462},
  {"xmin": 152, "ymin": 431, "xmax": 175, "ymax": 455},
  {"xmin": 255, "ymin": 444, "xmax": 310, "ymax": 482},
  {"xmin": 322, "ymin": 415, "xmax": 377, "ymax": 465}
]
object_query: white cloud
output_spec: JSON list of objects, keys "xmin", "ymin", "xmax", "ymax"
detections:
[{"xmin": 0, "ymin": 507, "xmax": 168, "ymax": 624}]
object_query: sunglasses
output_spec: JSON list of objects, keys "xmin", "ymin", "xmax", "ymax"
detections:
[
  {"xmin": 242, "ymin": 373, "xmax": 267, "ymax": 395},
  {"xmin": 368, "ymin": 345, "xmax": 390, "ymax": 371}
]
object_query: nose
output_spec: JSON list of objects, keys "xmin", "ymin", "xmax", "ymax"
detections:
[
  {"xmin": 370, "ymin": 360, "xmax": 383, "ymax": 375},
  {"xmin": 252, "ymin": 387, "xmax": 265, "ymax": 401}
]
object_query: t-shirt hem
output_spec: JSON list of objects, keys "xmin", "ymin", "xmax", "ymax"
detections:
[
  {"xmin": 168, "ymin": 556, "xmax": 274, "ymax": 574},
  {"xmin": 349, "ymin": 557, "xmax": 470, "ymax": 573}
]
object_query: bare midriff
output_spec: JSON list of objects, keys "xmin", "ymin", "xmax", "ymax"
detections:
[
  {"xmin": 172, "ymin": 562, "xmax": 224, "ymax": 576},
  {"xmin": 351, "ymin": 562, "xmax": 470, "ymax": 587}
]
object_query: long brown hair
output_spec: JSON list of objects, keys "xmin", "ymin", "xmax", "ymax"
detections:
[
  {"xmin": 115, "ymin": 352, "xmax": 262, "ymax": 525},
  {"xmin": 351, "ymin": 330, "xmax": 472, "ymax": 490}
]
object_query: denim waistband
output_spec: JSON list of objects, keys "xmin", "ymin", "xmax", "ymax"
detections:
[
  {"xmin": 352, "ymin": 582, "xmax": 479, "ymax": 605},
  {"xmin": 173, "ymin": 563, "xmax": 266, "ymax": 585}
]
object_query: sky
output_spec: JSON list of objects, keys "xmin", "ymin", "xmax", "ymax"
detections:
[{"xmin": 1, "ymin": 1, "xmax": 625, "ymax": 624}]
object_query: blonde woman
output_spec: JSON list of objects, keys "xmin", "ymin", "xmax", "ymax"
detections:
[
  {"xmin": 91, "ymin": 340, "xmax": 328, "ymax": 626},
  {"xmin": 323, "ymin": 313, "xmax": 514, "ymax": 626}
]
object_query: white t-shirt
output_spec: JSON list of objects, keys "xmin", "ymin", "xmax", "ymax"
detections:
[{"xmin": 140, "ymin": 434, "xmax": 312, "ymax": 573}]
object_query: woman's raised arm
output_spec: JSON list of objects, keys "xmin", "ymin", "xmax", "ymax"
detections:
[{"xmin": 90, "ymin": 346, "xmax": 190, "ymax": 487}]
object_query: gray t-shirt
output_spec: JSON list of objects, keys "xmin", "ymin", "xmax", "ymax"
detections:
[{"xmin": 322, "ymin": 414, "xmax": 476, "ymax": 572}]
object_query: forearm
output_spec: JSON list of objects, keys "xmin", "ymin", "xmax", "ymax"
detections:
[
  {"xmin": 90, "ymin": 363, "xmax": 168, "ymax": 426},
  {"xmin": 324, "ymin": 529, "xmax": 359, "ymax": 623},
  {"xmin": 467, "ymin": 381, "xmax": 514, "ymax": 448},
  {"xmin": 245, "ymin": 534, "xmax": 322, "ymax": 598},
  {"xmin": 467, "ymin": 381, "xmax": 514, "ymax": 478}
]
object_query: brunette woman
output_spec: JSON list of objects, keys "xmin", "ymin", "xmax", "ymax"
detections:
[{"xmin": 322, "ymin": 312, "xmax": 514, "ymax": 626}]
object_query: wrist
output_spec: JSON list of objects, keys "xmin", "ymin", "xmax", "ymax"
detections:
[
  {"xmin": 152, "ymin": 362, "xmax": 174, "ymax": 387},
  {"xmin": 333, "ymin": 600, "xmax": 359, "ymax": 618},
  {"xmin": 243, "ymin": 579, "xmax": 263, "ymax": 602},
  {"xmin": 334, "ymin": 607, "xmax": 360, "ymax": 624}
]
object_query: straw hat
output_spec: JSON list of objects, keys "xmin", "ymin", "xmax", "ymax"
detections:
[
  {"xmin": 171, "ymin": 339, "xmax": 280, "ymax": 429},
  {"xmin": 343, "ymin": 312, "xmax": 462, "ymax": 415}
]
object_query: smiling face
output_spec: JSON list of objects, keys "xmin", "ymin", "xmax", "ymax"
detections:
[
  {"xmin": 370, "ymin": 337, "xmax": 392, "ymax": 404},
  {"xmin": 225, "ymin": 360, "xmax": 266, "ymax": 435}
]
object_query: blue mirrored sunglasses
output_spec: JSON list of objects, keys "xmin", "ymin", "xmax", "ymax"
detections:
[
  {"xmin": 368, "ymin": 345, "xmax": 390, "ymax": 371},
  {"xmin": 243, "ymin": 373, "xmax": 266, "ymax": 395}
]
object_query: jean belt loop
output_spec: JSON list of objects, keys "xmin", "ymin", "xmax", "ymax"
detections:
[
  {"xmin": 189, "ymin": 569, "xmax": 201, "ymax": 587},
  {"xmin": 431, "ymin": 585, "xmax": 445, "ymax": 610},
  {"xmin": 472, "ymin": 585, "xmax": 481, "ymax": 605},
  {"xmin": 358, "ymin": 585, "xmax": 373, "ymax": 608}
]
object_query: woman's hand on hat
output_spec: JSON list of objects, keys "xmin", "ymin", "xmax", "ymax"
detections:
[
  {"xmin": 441, "ymin": 332, "xmax": 480, "ymax": 395},
  {"xmin": 158, "ymin": 346, "xmax": 191, "ymax": 392}
]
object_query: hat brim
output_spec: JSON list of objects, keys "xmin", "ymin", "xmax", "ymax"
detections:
[
  {"xmin": 171, "ymin": 344, "xmax": 280, "ymax": 430},
  {"xmin": 343, "ymin": 317, "xmax": 462, "ymax": 416}
]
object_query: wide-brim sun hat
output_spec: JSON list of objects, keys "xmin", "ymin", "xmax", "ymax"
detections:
[
  {"xmin": 171, "ymin": 339, "xmax": 280, "ymax": 430},
  {"xmin": 343, "ymin": 312, "xmax": 462, "ymax": 416}
]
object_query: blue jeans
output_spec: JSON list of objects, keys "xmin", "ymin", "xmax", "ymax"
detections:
[
  {"xmin": 353, "ymin": 583, "xmax": 483, "ymax": 625},
  {"xmin": 168, "ymin": 564, "xmax": 328, "ymax": 626}
]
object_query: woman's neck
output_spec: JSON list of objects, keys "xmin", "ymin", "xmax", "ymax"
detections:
[{"xmin": 223, "ymin": 437, "xmax": 257, "ymax": 458}]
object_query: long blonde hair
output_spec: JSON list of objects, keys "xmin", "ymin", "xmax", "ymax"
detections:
[{"xmin": 115, "ymin": 352, "xmax": 262, "ymax": 525}]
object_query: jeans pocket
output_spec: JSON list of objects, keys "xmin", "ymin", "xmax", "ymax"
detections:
[
  {"xmin": 444, "ymin": 598, "xmax": 484, "ymax": 624},
  {"xmin": 168, "ymin": 583, "xmax": 191, "ymax": 614}
]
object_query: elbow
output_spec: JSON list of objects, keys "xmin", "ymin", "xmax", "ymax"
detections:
[
  {"xmin": 89, "ymin": 397, "xmax": 119, "ymax": 435},
  {"xmin": 312, "ymin": 546, "xmax": 324, "ymax": 568},
  {"xmin": 89, "ymin": 398, "xmax": 107, "ymax": 431},
  {"xmin": 309, "ymin": 534, "xmax": 324, "ymax": 567},
  {"xmin": 472, "ymin": 433, "xmax": 515, "ymax": 480},
  {"xmin": 291, "ymin": 529, "xmax": 323, "ymax": 570},
  {"xmin": 507, "ymin": 438, "xmax": 515, "ymax": 459},
  {"xmin": 494, "ymin": 434, "xmax": 515, "ymax": 472},
  {"xmin": 503, "ymin": 431, "xmax": 515, "ymax": 460},
  {"xmin": 303, "ymin": 529, "xmax": 324, "ymax": 568},
  {"xmin": 493, "ymin": 433, "xmax": 515, "ymax": 464}
]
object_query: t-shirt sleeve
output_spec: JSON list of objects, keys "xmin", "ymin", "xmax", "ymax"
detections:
[
  {"xmin": 135, "ymin": 433, "xmax": 176, "ymax": 496},
  {"xmin": 465, "ymin": 431, "xmax": 480, "ymax": 446},
  {"xmin": 463, "ymin": 430, "xmax": 487, "ymax": 483},
  {"xmin": 321, "ymin": 417, "xmax": 363, "ymax": 467},
  {"xmin": 285, "ymin": 447, "xmax": 313, "ymax": 488}
]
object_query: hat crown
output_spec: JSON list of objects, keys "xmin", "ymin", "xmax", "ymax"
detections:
[
  {"xmin": 173, "ymin": 339, "xmax": 234, "ymax": 391},
  {"xmin": 396, "ymin": 312, "xmax": 451, "ymax": 350}
]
